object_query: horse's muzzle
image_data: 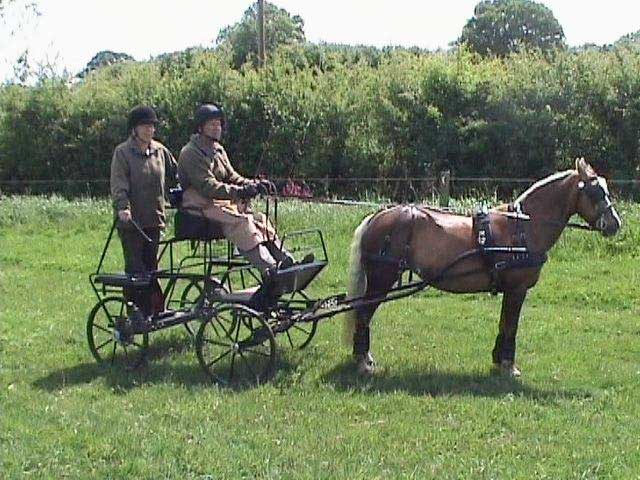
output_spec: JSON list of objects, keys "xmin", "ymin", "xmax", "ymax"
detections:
[{"xmin": 597, "ymin": 206, "xmax": 622, "ymax": 237}]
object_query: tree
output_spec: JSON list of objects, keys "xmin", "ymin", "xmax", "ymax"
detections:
[
  {"xmin": 216, "ymin": 1, "xmax": 305, "ymax": 68},
  {"xmin": 615, "ymin": 30, "xmax": 640, "ymax": 49},
  {"xmin": 77, "ymin": 50, "xmax": 134, "ymax": 78},
  {"xmin": 459, "ymin": 0, "xmax": 565, "ymax": 57}
]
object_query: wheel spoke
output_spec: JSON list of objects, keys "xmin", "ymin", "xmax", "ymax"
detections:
[
  {"xmin": 285, "ymin": 331, "xmax": 294, "ymax": 348},
  {"xmin": 93, "ymin": 324, "xmax": 113, "ymax": 335},
  {"xmin": 203, "ymin": 338, "xmax": 232, "ymax": 348},
  {"xmin": 206, "ymin": 348, "xmax": 232, "ymax": 367},
  {"xmin": 216, "ymin": 318, "xmax": 233, "ymax": 337},
  {"xmin": 110, "ymin": 342, "xmax": 117, "ymax": 365},
  {"xmin": 233, "ymin": 315, "xmax": 242, "ymax": 344},
  {"xmin": 292, "ymin": 324, "xmax": 311, "ymax": 334},
  {"xmin": 95, "ymin": 338, "xmax": 113, "ymax": 351},
  {"xmin": 210, "ymin": 321, "xmax": 222, "ymax": 338}
]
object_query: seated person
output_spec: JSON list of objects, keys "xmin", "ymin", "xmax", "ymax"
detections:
[{"xmin": 177, "ymin": 103, "xmax": 310, "ymax": 274}]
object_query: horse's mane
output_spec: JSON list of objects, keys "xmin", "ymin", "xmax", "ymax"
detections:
[{"xmin": 513, "ymin": 170, "xmax": 574, "ymax": 208}]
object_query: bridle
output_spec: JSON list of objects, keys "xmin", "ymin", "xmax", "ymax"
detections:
[{"xmin": 578, "ymin": 176, "xmax": 616, "ymax": 232}]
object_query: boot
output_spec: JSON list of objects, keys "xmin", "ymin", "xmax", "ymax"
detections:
[
  {"xmin": 241, "ymin": 244, "xmax": 278, "ymax": 274},
  {"xmin": 264, "ymin": 241, "xmax": 295, "ymax": 266}
]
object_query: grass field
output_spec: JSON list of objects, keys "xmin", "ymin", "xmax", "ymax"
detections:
[{"xmin": 1, "ymin": 196, "xmax": 639, "ymax": 479}]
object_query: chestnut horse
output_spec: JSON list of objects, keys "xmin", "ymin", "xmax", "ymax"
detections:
[{"xmin": 345, "ymin": 159, "xmax": 622, "ymax": 376}]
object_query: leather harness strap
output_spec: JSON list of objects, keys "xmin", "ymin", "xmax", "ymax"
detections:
[{"xmin": 363, "ymin": 204, "xmax": 548, "ymax": 292}]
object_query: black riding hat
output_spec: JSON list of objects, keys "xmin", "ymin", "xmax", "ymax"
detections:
[
  {"xmin": 194, "ymin": 103, "xmax": 225, "ymax": 132},
  {"xmin": 128, "ymin": 106, "xmax": 158, "ymax": 130}
]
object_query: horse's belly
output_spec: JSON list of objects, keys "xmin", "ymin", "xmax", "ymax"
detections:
[{"xmin": 431, "ymin": 273, "xmax": 493, "ymax": 294}]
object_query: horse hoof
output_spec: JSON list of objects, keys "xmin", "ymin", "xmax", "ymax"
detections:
[
  {"xmin": 492, "ymin": 361, "xmax": 521, "ymax": 378},
  {"xmin": 355, "ymin": 353, "xmax": 376, "ymax": 376}
]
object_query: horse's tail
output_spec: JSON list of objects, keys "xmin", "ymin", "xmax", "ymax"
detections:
[{"xmin": 342, "ymin": 213, "xmax": 374, "ymax": 346}]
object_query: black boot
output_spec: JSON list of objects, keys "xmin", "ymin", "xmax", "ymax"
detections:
[
  {"xmin": 241, "ymin": 245, "xmax": 278, "ymax": 274},
  {"xmin": 266, "ymin": 241, "xmax": 295, "ymax": 269}
]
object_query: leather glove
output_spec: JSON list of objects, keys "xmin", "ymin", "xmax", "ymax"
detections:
[
  {"xmin": 236, "ymin": 183, "xmax": 259, "ymax": 200},
  {"xmin": 256, "ymin": 179, "xmax": 277, "ymax": 195}
]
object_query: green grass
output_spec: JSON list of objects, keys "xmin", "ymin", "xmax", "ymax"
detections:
[{"xmin": 1, "ymin": 196, "xmax": 639, "ymax": 479}]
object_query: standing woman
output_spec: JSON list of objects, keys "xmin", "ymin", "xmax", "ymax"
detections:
[{"xmin": 110, "ymin": 106, "xmax": 177, "ymax": 317}]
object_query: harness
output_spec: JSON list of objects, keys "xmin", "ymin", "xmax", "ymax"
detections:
[
  {"xmin": 363, "ymin": 205, "xmax": 417, "ymax": 274},
  {"xmin": 473, "ymin": 204, "xmax": 547, "ymax": 294},
  {"xmin": 363, "ymin": 204, "xmax": 548, "ymax": 294}
]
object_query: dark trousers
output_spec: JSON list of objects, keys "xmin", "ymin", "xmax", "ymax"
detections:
[{"xmin": 118, "ymin": 227, "xmax": 163, "ymax": 316}]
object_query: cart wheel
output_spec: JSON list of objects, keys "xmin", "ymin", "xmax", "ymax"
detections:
[
  {"xmin": 282, "ymin": 319, "xmax": 318, "ymax": 350},
  {"xmin": 180, "ymin": 280, "xmax": 203, "ymax": 307},
  {"xmin": 195, "ymin": 304, "xmax": 276, "ymax": 387},
  {"xmin": 87, "ymin": 296, "xmax": 149, "ymax": 370},
  {"xmin": 179, "ymin": 280, "xmax": 204, "ymax": 337}
]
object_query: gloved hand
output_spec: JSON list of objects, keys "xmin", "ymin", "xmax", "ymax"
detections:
[
  {"xmin": 256, "ymin": 179, "xmax": 277, "ymax": 195},
  {"xmin": 168, "ymin": 186, "xmax": 183, "ymax": 207},
  {"xmin": 236, "ymin": 183, "xmax": 259, "ymax": 200}
]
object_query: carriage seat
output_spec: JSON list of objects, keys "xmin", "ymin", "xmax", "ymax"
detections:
[{"xmin": 174, "ymin": 208, "xmax": 225, "ymax": 241}]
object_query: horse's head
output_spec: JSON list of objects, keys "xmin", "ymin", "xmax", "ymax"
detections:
[{"xmin": 574, "ymin": 158, "xmax": 621, "ymax": 237}]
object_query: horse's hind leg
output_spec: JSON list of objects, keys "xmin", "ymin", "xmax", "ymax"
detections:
[
  {"xmin": 353, "ymin": 264, "xmax": 400, "ymax": 375},
  {"xmin": 492, "ymin": 288, "xmax": 528, "ymax": 377}
]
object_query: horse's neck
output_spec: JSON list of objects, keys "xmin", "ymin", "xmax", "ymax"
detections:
[{"xmin": 518, "ymin": 172, "xmax": 579, "ymax": 252}]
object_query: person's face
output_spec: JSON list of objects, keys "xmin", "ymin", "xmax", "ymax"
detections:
[
  {"xmin": 201, "ymin": 118, "xmax": 222, "ymax": 141},
  {"xmin": 134, "ymin": 123, "xmax": 155, "ymax": 144}
]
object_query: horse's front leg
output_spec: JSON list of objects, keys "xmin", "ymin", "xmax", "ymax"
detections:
[{"xmin": 492, "ymin": 288, "xmax": 528, "ymax": 377}]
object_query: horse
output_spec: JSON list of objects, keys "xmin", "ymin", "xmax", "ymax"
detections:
[{"xmin": 344, "ymin": 158, "xmax": 622, "ymax": 377}]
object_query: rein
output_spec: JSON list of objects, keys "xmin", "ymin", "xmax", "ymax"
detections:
[
  {"xmin": 278, "ymin": 194, "xmax": 600, "ymax": 232},
  {"xmin": 565, "ymin": 221, "xmax": 596, "ymax": 231}
]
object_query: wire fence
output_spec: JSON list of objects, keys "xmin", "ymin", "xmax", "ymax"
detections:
[{"xmin": 1, "ymin": 175, "xmax": 639, "ymax": 202}]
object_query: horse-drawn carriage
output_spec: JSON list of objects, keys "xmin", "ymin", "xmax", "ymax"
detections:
[
  {"xmin": 87, "ymin": 159, "xmax": 622, "ymax": 384},
  {"xmin": 86, "ymin": 197, "xmax": 340, "ymax": 386}
]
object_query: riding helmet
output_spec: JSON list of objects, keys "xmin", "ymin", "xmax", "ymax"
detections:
[
  {"xmin": 194, "ymin": 103, "xmax": 225, "ymax": 132},
  {"xmin": 128, "ymin": 105, "xmax": 158, "ymax": 130}
]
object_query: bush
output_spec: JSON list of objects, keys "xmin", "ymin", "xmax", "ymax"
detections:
[{"xmin": 1, "ymin": 45, "xmax": 639, "ymax": 195}]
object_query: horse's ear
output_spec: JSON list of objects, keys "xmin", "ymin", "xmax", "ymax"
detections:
[{"xmin": 576, "ymin": 157, "xmax": 595, "ymax": 179}]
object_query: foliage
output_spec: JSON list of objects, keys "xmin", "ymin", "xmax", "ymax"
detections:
[
  {"xmin": 2, "ymin": 45, "xmax": 640, "ymax": 195},
  {"xmin": 459, "ymin": 0, "xmax": 565, "ymax": 57},
  {"xmin": 614, "ymin": 30, "xmax": 640, "ymax": 50},
  {"xmin": 77, "ymin": 50, "xmax": 134, "ymax": 78},
  {"xmin": 216, "ymin": 1, "xmax": 305, "ymax": 68}
]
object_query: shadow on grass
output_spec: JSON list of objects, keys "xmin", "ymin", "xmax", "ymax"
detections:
[
  {"xmin": 33, "ymin": 334, "xmax": 296, "ymax": 393},
  {"xmin": 322, "ymin": 360, "xmax": 593, "ymax": 403}
]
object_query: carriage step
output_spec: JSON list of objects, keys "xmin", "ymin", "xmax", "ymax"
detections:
[
  {"xmin": 211, "ymin": 286, "xmax": 260, "ymax": 304},
  {"xmin": 94, "ymin": 273, "xmax": 152, "ymax": 288}
]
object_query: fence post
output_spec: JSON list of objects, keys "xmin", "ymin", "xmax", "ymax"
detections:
[{"xmin": 438, "ymin": 170, "xmax": 451, "ymax": 207}]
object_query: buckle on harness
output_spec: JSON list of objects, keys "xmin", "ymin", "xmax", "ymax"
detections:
[
  {"xmin": 494, "ymin": 260, "xmax": 508, "ymax": 272},
  {"xmin": 478, "ymin": 230, "xmax": 487, "ymax": 246}
]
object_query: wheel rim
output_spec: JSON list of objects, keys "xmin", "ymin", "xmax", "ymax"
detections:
[
  {"xmin": 179, "ymin": 280, "xmax": 203, "ymax": 308},
  {"xmin": 196, "ymin": 305, "xmax": 275, "ymax": 387},
  {"xmin": 87, "ymin": 297, "xmax": 149, "ymax": 370},
  {"xmin": 283, "ymin": 319, "xmax": 318, "ymax": 350},
  {"xmin": 180, "ymin": 281, "xmax": 204, "ymax": 337}
]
